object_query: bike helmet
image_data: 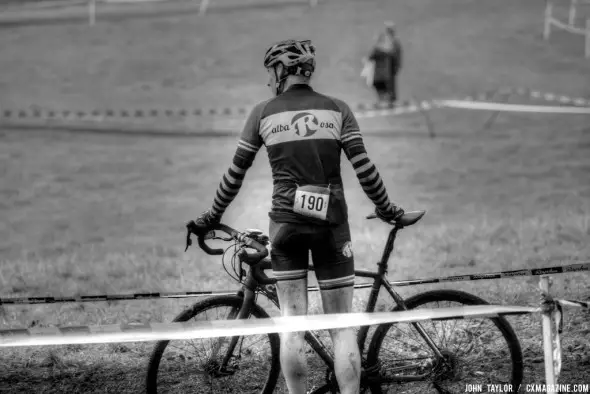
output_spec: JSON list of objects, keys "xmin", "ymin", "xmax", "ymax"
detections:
[{"xmin": 263, "ymin": 39, "xmax": 316, "ymax": 95}]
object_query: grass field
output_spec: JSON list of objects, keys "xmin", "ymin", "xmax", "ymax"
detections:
[{"xmin": 1, "ymin": 0, "xmax": 590, "ymax": 392}]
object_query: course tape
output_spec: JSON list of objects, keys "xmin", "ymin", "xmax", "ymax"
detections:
[
  {"xmin": 0, "ymin": 304, "xmax": 538, "ymax": 347},
  {"xmin": 438, "ymin": 100, "xmax": 590, "ymax": 114},
  {"xmin": 547, "ymin": 15, "xmax": 588, "ymax": 36},
  {"xmin": 1, "ymin": 87, "xmax": 586, "ymax": 124},
  {"xmin": 0, "ymin": 99, "xmax": 435, "ymax": 121},
  {"xmin": 490, "ymin": 87, "xmax": 590, "ymax": 107},
  {"xmin": 0, "ymin": 290, "xmax": 237, "ymax": 305},
  {"xmin": 1, "ymin": 261, "xmax": 587, "ymax": 305},
  {"xmin": 367, "ymin": 260, "xmax": 590, "ymax": 288},
  {"xmin": 555, "ymin": 299, "xmax": 590, "ymax": 310},
  {"xmin": 0, "ymin": 0, "xmax": 315, "ymax": 28},
  {"xmin": 354, "ymin": 100, "xmax": 436, "ymax": 118}
]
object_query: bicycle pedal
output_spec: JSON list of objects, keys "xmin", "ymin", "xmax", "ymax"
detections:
[
  {"xmin": 361, "ymin": 360, "xmax": 381, "ymax": 375},
  {"xmin": 216, "ymin": 367, "xmax": 237, "ymax": 376}
]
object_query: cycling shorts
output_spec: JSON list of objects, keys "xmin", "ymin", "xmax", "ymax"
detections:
[{"xmin": 269, "ymin": 220, "xmax": 355, "ymax": 290}]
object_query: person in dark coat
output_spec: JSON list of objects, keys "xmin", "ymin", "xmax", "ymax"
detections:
[{"xmin": 367, "ymin": 22, "xmax": 402, "ymax": 105}]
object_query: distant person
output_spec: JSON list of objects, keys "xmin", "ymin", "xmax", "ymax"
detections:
[{"xmin": 364, "ymin": 21, "xmax": 402, "ymax": 105}]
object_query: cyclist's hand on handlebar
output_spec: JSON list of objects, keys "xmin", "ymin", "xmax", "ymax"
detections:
[
  {"xmin": 375, "ymin": 203, "xmax": 404, "ymax": 223},
  {"xmin": 188, "ymin": 210, "xmax": 221, "ymax": 234},
  {"xmin": 185, "ymin": 210, "xmax": 221, "ymax": 253}
]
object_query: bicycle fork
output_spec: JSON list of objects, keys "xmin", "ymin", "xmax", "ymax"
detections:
[
  {"xmin": 382, "ymin": 281, "xmax": 445, "ymax": 360},
  {"xmin": 210, "ymin": 287, "xmax": 256, "ymax": 376},
  {"xmin": 376, "ymin": 227, "xmax": 445, "ymax": 361}
]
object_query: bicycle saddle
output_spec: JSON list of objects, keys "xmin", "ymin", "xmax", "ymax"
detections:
[
  {"xmin": 367, "ymin": 210, "xmax": 426, "ymax": 227},
  {"xmin": 397, "ymin": 210, "xmax": 426, "ymax": 227}
]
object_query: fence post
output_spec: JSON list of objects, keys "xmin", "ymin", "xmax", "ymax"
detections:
[
  {"xmin": 199, "ymin": 0, "xmax": 210, "ymax": 16},
  {"xmin": 540, "ymin": 276, "xmax": 557, "ymax": 393},
  {"xmin": 544, "ymin": 1, "xmax": 553, "ymax": 40},
  {"xmin": 479, "ymin": 89, "xmax": 513, "ymax": 133},
  {"xmin": 569, "ymin": 0, "xmax": 577, "ymax": 26},
  {"xmin": 586, "ymin": 19, "xmax": 590, "ymax": 58},
  {"xmin": 88, "ymin": 0, "xmax": 96, "ymax": 26}
]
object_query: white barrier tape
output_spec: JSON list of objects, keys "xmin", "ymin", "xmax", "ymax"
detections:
[
  {"xmin": 0, "ymin": 304, "xmax": 537, "ymax": 347},
  {"xmin": 353, "ymin": 101, "xmax": 435, "ymax": 119},
  {"xmin": 548, "ymin": 16, "xmax": 589, "ymax": 36},
  {"xmin": 437, "ymin": 100, "xmax": 590, "ymax": 114},
  {"xmin": 556, "ymin": 299, "xmax": 590, "ymax": 310},
  {"xmin": 496, "ymin": 87, "xmax": 590, "ymax": 107}
]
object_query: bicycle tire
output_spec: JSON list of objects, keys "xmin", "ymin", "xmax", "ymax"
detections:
[
  {"xmin": 145, "ymin": 295, "xmax": 281, "ymax": 394},
  {"xmin": 366, "ymin": 289, "xmax": 524, "ymax": 394}
]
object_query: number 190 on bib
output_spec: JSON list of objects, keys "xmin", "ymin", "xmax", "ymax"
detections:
[{"xmin": 293, "ymin": 190, "xmax": 329, "ymax": 221}]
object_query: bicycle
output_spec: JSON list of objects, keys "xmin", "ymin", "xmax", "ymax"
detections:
[{"xmin": 146, "ymin": 211, "xmax": 524, "ymax": 393}]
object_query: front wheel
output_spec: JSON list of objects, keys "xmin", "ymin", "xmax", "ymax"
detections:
[
  {"xmin": 146, "ymin": 295, "xmax": 281, "ymax": 394},
  {"xmin": 367, "ymin": 289, "xmax": 524, "ymax": 393}
]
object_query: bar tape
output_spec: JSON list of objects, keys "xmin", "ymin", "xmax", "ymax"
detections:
[
  {"xmin": 0, "ymin": 304, "xmax": 538, "ymax": 347},
  {"xmin": 1, "ymin": 261, "xmax": 587, "ymax": 305}
]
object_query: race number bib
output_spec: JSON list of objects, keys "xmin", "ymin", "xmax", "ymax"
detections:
[{"xmin": 293, "ymin": 185, "xmax": 330, "ymax": 221}]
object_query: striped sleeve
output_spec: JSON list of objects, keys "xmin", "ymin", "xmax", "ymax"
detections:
[
  {"xmin": 210, "ymin": 104, "xmax": 264, "ymax": 218},
  {"xmin": 337, "ymin": 99, "xmax": 393, "ymax": 212}
]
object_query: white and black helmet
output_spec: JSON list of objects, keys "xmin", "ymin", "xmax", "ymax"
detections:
[{"xmin": 263, "ymin": 39, "xmax": 316, "ymax": 77}]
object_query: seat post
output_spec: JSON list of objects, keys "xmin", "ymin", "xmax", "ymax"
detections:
[{"xmin": 377, "ymin": 225, "xmax": 401, "ymax": 274}]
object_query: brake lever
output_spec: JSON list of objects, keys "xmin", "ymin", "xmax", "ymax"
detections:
[
  {"xmin": 185, "ymin": 227, "xmax": 193, "ymax": 252},
  {"xmin": 185, "ymin": 223, "xmax": 218, "ymax": 252},
  {"xmin": 185, "ymin": 220, "xmax": 201, "ymax": 252}
]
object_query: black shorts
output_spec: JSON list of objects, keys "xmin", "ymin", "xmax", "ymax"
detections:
[{"xmin": 269, "ymin": 220, "xmax": 355, "ymax": 290}]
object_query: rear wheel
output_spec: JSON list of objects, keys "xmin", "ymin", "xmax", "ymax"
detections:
[
  {"xmin": 146, "ymin": 295, "xmax": 281, "ymax": 394},
  {"xmin": 367, "ymin": 290, "xmax": 523, "ymax": 393}
]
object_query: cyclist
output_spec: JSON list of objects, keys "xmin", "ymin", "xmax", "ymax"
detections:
[{"xmin": 193, "ymin": 39, "xmax": 404, "ymax": 394}]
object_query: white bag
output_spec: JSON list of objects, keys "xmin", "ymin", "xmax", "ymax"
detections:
[{"xmin": 360, "ymin": 58, "xmax": 375, "ymax": 87}]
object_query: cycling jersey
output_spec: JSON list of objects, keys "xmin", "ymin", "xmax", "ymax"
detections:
[{"xmin": 210, "ymin": 84, "xmax": 394, "ymax": 225}]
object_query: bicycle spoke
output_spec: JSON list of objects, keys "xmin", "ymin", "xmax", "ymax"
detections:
[
  {"xmin": 451, "ymin": 318, "xmax": 487, "ymax": 356},
  {"xmin": 367, "ymin": 291, "xmax": 522, "ymax": 394},
  {"xmin": 147, "ymin": 298, "xmax": 279, "ymax": 394}
]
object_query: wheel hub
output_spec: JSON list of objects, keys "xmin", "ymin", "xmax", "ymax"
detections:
[
  {"xmin": 431, "ymin": 350, "xmax": 459, "ymax": 382},
  {"xmin": 203, "ymin": 359, "xmax": 237, "ymax": 377}
]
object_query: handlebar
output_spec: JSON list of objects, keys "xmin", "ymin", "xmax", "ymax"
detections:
[
  {"xmin": 184, "ymin": 210, "xmax": 425, "ymax": 287},
  {"xmin": 185, "ymin": 221, "xmax": 269, "ymax": 261},
  {"xmin": 185, "ymin": 209, "xmax": 424, "ymax": 272}
]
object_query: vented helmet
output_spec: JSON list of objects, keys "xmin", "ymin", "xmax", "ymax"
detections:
[{"xmin": 263, "ymin": 39, "xmax": 316, "ymax": 77}]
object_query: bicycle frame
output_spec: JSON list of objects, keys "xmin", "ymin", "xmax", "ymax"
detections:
[
  {"xmin": 221, "ymin": 224, "xmax": 445, "ymax": 383},
  {"xmin": 303, "ymin": 225, "xmax": 445, "ymax": 378}
]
